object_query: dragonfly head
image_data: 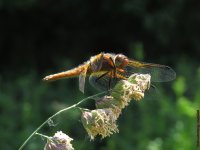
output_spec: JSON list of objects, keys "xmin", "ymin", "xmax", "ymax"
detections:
[{"xmin": 114, "ymin": 54, "xmax": 129, "ymax": 68}]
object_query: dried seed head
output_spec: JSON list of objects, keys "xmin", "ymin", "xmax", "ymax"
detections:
[
  {"xmin": 112, "ymin": 73, "xmax": 151, "ymax": 105},
  {"xmin": 95, "ymin": 74, "xmax": 151, "ymax": 118},
  {"xmin": 128, "ymin": 73, "xmax": 151, "ymax": 92},
  {"xmin": 95, "ymin": 96, "xmax": 122, "ymax": 118},
  {"xmin": 81, "ymin": 108, "xmax": 119, "ymax": 140},
  {"xmin": 95, "ymin": 95, "xmax": 114, "ymax": 109},
  {"xmin": 44, "ymin": 131, "xmax": 74, "ymax": 150}
]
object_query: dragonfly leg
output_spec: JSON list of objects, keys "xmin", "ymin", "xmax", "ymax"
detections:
[
  {"xmin": 95, "ymin": 71, "xmax": 109, "ymax": 82},
  {"xmin": 109, "ymin": 56, "xmax": 117, "ymax": 79},
  {"xmin": 150, "ymin": 84, "xmax": 158, "ymax": 91},
  {"xmin": 95, "ymin": 71, "xmax": 113, "ymax": 92},
  {"xmin": 108, "ymin": 71, "xmax": 113, "ymax": 91}
]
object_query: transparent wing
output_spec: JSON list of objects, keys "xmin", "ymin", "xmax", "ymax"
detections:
[
  {"xmin": 89, "ymin": 72, "xmax": 120, "ymax": 91},
  {"xmin": 126, "ymin": 59, "xmax": 176, "ymax": 82},
  {"xmin": 79, "ymin": 69, "xmax": 87, "ymax": 93}
]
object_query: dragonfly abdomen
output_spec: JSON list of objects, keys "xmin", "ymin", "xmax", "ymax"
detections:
[{"xmin": 43, "ymin": 65, "xmax": 86, "ymax": 81}]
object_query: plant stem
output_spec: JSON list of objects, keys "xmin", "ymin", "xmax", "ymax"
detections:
[
  {"xmin": 19, "ymin": 91, "xmax": 106, "ymax": 150},
  {"xmin": 35, "ymin": 132, "xmax": 50, "ymax": 139}
]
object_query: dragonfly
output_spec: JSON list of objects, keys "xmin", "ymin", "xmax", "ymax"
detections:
[{"xmin": 43, "ymin": 52, "xmax": 176, "ymax": 93}]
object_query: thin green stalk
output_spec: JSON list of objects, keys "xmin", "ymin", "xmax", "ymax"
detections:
[
  {"xmin": 19, "ymin": 91, "xmax": 106, "ymax": 150},
  {"xmin": 35, "ymin": 132, "xmax": 50, "ymax": 139}
]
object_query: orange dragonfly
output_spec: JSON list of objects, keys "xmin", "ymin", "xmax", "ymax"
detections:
[{"xmin": 43, "ymin": 52, "xmax": 176, "ymax": 93}]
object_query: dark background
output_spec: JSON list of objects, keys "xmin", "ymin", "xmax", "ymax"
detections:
[{"xmin": 0, "ymin": 0, "xmax": 199, "ymax": 149}]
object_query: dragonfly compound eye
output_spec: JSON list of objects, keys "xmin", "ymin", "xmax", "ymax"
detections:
[{"xmin": 115, "ymin": 54, "xmax": 129, "ymax": 67}]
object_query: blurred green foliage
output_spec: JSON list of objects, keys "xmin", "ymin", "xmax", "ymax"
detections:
[{"xmin": 0, "ymin": 0, "xmax": 199, "ymax": 149}]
